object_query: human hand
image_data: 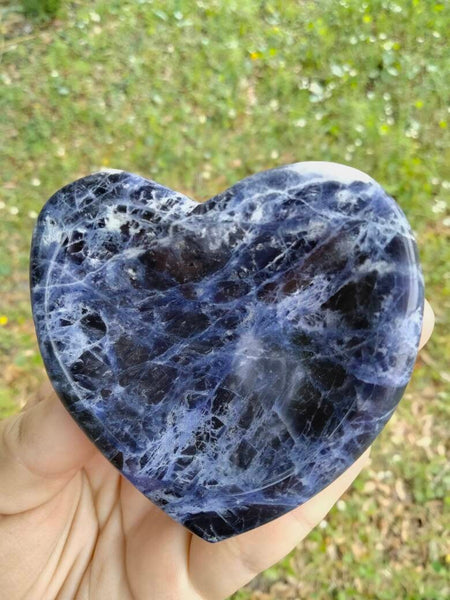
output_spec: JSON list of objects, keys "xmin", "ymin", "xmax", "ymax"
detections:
[{"xmin": 0, "ymin": 301, "xmax": 434, "ymax": 600}]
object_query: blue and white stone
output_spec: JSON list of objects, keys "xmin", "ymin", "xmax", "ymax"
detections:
[{"xmin": 30, "ymin": 162, "xmax": 424, "ymax": 542}]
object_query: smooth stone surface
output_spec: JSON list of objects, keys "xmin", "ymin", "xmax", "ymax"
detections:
[{"xmin": 30, "ymin": 162, "xmax": 423, "ymax": 542}]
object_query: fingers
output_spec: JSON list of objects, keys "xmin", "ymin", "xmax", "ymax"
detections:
[
  {"xmin": 419, "ymin": 299, "xmax": 434, "ymax": 349},
  {"xmin": 189, "ymin": 450, "xmax": 370, "ymax": 600},
  {"xmin": 0, "ymin": 389, "xmax": 95, "ymax": 514}
]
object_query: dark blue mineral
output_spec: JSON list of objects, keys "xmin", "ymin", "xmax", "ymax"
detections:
[{"xmin": 30, "ymin": 162, "xmax": 423, "ymax": 542}]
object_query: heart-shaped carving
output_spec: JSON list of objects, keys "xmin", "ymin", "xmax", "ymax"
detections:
[{"xmin": 30, "ymin": 162, "xmax": 423, "ymax": 542}]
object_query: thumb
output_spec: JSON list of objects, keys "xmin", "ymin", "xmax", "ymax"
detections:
[{"xmin": 0, "ymin": 386, "xmax": 95, "ymax": 514}]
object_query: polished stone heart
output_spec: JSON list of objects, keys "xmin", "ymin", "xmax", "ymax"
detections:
[{"xmin": 30, "ymin": 162, "xmax": 423, "ymax": 542}]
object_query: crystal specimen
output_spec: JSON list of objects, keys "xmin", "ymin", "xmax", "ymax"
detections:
[{"xmin": 30, "ymin": 162, "xmax": 423, "ymax": 542}]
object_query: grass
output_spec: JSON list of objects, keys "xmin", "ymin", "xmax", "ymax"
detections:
[{"xmin": 1, "ymin": 0, "xmax": 449, "ymax": 598}]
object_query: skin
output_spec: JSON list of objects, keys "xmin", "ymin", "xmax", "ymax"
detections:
[{"xmin": 0, "ymin": 301, "xmax": 434, "ymax": 600}]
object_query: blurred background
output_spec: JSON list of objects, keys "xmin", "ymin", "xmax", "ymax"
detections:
[{"xmin": 1, "ymin": 1, "xmax": 449, "ymax": 598}]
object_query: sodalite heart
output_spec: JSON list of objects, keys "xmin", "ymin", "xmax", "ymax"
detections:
[{"xmin": 30, "ymin": 162, "xmax": 423, "ymax": 542}]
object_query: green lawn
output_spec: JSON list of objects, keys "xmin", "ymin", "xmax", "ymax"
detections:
[{"xmin": 1, "ymin": 1, "xmax": 449, "ymax": 598}]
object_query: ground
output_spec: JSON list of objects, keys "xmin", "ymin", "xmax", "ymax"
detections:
[{"xmin": 0, "ymin": 1, "xmax": 449, "ymax": 598}]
